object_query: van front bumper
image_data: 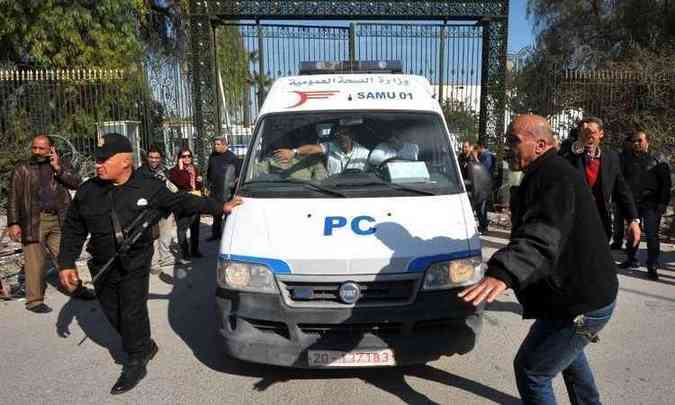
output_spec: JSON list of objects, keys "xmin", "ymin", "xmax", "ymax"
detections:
[{"xmin": 215, "ymin": 288, "xmax": 483, "ymax": 368}]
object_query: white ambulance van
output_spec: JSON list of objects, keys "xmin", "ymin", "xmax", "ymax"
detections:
[{"xmin": 216, "ymin": 61, "xmax": 483, "ymax": 368}]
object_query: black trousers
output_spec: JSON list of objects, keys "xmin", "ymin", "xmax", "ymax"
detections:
[
  {"xmin": 612, "ymin": 203, "xmax": 625, "ymax": 245},
  {"xmin": 211, "ymin": 213, "xmax": 223, "ymax": 237},
  {"xmin": 626, "ymin": 205, "xmax": 664, "ymax": 266},
  {"xmin": 177, "ymin": 214, "xmax": 200, "ymax": 257},
  {"xmin": 92, "ymin": 261, "xmax": 151, "ymax": 362},
  {"xmin": 211, "ymin": 213, "xmax": 229, "ymax": 238}
]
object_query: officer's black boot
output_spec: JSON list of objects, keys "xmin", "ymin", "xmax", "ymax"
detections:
[
  {"xmin": 110, "ymin": 363, "xmax": 147, "ymax": 395},
  {"xmin": 110, "ymin": 340, "xmax": 158, "ymax": 395}
]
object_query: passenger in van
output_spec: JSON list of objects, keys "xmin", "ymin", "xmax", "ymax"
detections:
[
  {"xmin": 274, "ymin": 126, "xmax": 370, "ymax": 175},
  {"xmin": 368, "ymin": 132, "xmax": 420, "ymax": 167}
]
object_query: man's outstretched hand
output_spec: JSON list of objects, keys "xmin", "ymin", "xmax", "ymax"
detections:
[
  {"xmin": 223, "ymin": 196, "xmax": 243, "ymax": 214},
  {"xmin": 459, "ymin": 276, "xmax": 507, "ymax": 306}
]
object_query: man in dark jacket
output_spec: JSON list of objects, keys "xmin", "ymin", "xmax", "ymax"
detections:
[
  {"xmin": 464, "ymin": 149, "xmax": 492, "ymax": 234},
  {"xmin": 58, "ymin": 133, "xmax": 242, "ymax": 394},
  {"xmin": 206, "ymin": 137, "xmax": 240, "ymax": 241},
  {"xmin": 563, "ymin": 117, "xmax": 640, "ymax": 245},
  {"xmin": 461, "ymin": 114, "xmax": 617, "ymax": 405},
  {"xmin": 6, "ymin": 134, "xmax": 94, "ymax": 313},
  {"xmin": 621, "ymin": 130, "xmax": 672, "ymax": 279}
]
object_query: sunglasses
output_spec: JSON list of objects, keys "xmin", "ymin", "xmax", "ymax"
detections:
[{"xmin": 181, "ymin": 154, "xmax": 192, "ymax": 158}]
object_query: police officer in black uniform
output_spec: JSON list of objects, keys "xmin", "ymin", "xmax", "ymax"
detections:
[{"xmin": 57, "ymin": 133, "xmax": 242, "ymax": 395}]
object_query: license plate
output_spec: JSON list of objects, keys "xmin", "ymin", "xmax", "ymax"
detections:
[{"xmin": 308, "ymin": 349, "xmax": 396, "ymax": 367}]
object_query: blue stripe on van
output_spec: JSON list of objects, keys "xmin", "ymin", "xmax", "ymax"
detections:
[
  {"xmin": 220, "ymin": 254, "xmax": 291, "ymax": 274},
  {"xmin": 407, "ymin": 249, "xmax": 482, "ymax": 273},
  {"xmin": 220, "ymin": 249, "xmax": 481, "ymax": 274}
]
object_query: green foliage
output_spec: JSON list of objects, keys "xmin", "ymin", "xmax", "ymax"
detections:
[
  {"xmin": 0, "ymin": 0, "xmax": 146, "ymax": 68},
  {"xmin": 216, "ymin": 26, "xmax": 252, "ymax": 126}
]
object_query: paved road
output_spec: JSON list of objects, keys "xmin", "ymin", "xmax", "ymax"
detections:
[{"xmin": 1, "ymin": 230, "xmax": 674, "ymax": 404}]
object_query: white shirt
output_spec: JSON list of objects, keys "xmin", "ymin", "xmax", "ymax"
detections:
[{"xmin": 320, "ymin": 141, "xmax": 370, "ymax": 175}]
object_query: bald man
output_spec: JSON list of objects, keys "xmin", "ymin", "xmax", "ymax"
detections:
[
  {"xmin": 460, "ymin": 115, "xmax": 618, "ymax": 404},
  {"xmin": 57, "ymin": 133, "xmax": 243, "ymax": 395}
]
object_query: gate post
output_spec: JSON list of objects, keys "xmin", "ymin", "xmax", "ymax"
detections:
[
  {"xmin": 437, "ymin": 25, "xmax": 447, "ymax": 104},
  {"xmin": 188, "ymin": 9, "xmax": 216, "ymax": 165},
  {"xmin": 256, "ymin": 21, "xmax": 266, "ymax": 108},
  {"xmin": 478, "ymin": 3, "xmax": 509, "ymax": 150},
  {"xmin": 349, "ymin": 23, "xmax": 357, "ymax": 62}
]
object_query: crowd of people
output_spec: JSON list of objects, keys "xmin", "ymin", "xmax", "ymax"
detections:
[
  {"xmin": 458, "ymin": 117, "xmax": 672, "ymax": 281},
  {"xmin": 3, "ymin": 116, "xmax": 672, "ymax": 400},
  {"xmin": 6, "ymin": 133, "xmax": 242, "ymax": 393}
]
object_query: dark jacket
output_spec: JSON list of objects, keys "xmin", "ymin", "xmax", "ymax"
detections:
[
  {"xmin": 565, "ymin": 147, "xmax": 638, "ymax": 237},
  {"xmin": 206, "ymin": 150, "xmax": 240, "ymax": 201},
  {"xmin": 168, "ymin": 165, "xmax": 203, "ymax": 192},
  {"xmin": 7, "ymin": 160, "xmax": 81, "ymax": 243},
  {"xmin": 465, "ymin": 159, "xmax": 492, "ymax": 205},
  {"xmin": 487, "ymin": 149, "xmax": 618, "ymax": 319},
  {"xmin": 622, "ymin": 151, "xmax": 671, "ymax": 209},
  {"xmin": 137, "ymin": 164, "xmax": 169, "ymax": 183},
  {"xmin": 58, "ymin": 171, "xmax": 222, "ymax": 273}
]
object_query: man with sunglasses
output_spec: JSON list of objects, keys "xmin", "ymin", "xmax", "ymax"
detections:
[
  {"xmin": 461, "ymin": 115, "xmax": 618, "ymax": 405},
  {"xmin": 57, "ymin": 133, "xmax": 242, "ymax": 395}
]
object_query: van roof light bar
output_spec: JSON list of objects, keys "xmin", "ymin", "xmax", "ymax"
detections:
[{"xmin": 299, "ymin": 60, "xmax": 402, "ymax": 75}]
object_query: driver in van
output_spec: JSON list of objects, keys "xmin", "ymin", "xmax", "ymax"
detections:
[
  {"xmin": 256, "ymin": 134, "xmax": 328, "ymax": 181},
  {"xmin": 274, "ymin": 126, "xmax": 370, "ymax": 175}
]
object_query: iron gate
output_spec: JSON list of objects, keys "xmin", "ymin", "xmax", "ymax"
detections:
[{"xmin": 215, "ymin": 22, "xmax": 484, "ymax": 147}]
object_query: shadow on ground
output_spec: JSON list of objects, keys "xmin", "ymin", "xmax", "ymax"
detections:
[
  {"xmin": 146, "ymin": 231, "xmax": 519, "ymax": 404},
  {"xmin": 52, "ymin": 221, "xmax": 519, "ymax": 404}
]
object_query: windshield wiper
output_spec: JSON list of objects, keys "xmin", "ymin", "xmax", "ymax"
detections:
[
  {"xmin": 242, "ymin": 179, "xmax": 348, "ymax": 198},
  {"xmin": 336, "ymin": 179, "xmax": 439, "ymax": 196}
]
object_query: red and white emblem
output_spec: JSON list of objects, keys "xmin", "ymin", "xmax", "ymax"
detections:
[{"xmin": 287, "ymin": 90, "xmax": 339, "ymax": 108}]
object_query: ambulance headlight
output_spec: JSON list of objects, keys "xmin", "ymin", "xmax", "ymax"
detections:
[
  {"xmin": 422, "ymin": 256, "xmax": 483, "ymax": 290},
  {"xmin": 217, "ymin": 260, "xmax": 278, "ymax": 293}
]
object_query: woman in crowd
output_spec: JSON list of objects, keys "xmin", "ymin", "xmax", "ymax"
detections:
[{"xmin": 168, "ymin": 147, "xmax": 204, "ymax": 260}]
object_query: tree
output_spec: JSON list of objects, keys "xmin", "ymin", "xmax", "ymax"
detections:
[
  {"xmin": 0, "ymin": 0, "xmax": 148, "ymax": 68},
  {"xmin": 508, "ymin": 1, "xmax": 675, "ymax": 162},
  {"xmin": 527, "ymin": 0, "xmax": 675, "ymax": 68}
]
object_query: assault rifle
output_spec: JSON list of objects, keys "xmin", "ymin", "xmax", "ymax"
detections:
[{"xmin": 88, "ymin": 207, "xmax": 163, "ymax": 285}]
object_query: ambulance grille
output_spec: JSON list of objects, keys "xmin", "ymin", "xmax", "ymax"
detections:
[
  {"xmin": 276, "ymin": 275, "xmax": 421, "ymax": 308},
  {"xmin": 298, "ymin": 322, "xmax": 403, "ymax": 337}
]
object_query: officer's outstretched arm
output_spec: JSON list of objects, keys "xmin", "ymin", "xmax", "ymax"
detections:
[{"xmin": 153, "ymin": 183, "xmax": 232, "ymax": 218}]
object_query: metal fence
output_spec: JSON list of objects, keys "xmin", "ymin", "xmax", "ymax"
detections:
[
  {"xmin": 0, "ymin": 59, "xmax": 195, "ymax": 171},
  {"xmin": 507, "ymin": 67, "xmax": 675, "ymax": 160}
]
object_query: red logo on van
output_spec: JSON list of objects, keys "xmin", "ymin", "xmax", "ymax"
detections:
[{"xmin": 287, "ymin": 90, "xmax": 339, "ymax": 108}]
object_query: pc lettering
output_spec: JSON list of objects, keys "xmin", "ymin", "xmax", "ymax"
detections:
[{"xmin": 324, "ymin": 216, "xmax": 376, "ymax": 236}]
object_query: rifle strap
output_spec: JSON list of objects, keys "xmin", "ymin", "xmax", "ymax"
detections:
[{"xmin": 109, "ymin": 192, "xmax": 125, "ymax": 248}]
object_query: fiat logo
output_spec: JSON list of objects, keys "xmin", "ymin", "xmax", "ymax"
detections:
[{"xmin": 339, "ymin": 282, "xmax": 361, "ymax": 304}]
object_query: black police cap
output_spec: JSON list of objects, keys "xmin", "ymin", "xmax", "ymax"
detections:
[{"xmin": 95, "ymin": 133, "xmax": 133, "ymax": 161}]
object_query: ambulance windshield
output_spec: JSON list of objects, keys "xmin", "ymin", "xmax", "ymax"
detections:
[{"xmin": 239, "ymin": 111, "xmax": 463, "ymax": 198}]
